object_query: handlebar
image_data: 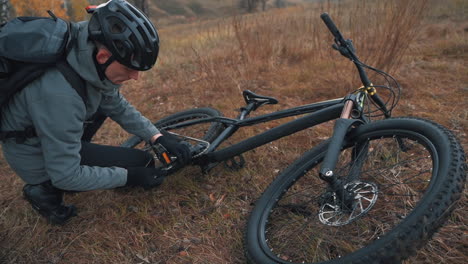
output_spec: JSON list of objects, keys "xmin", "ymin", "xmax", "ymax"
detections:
[
  {"xmin": 320, "ymin": 13, "xmax": 346, "ymax": 46},
  {"xmin": 320, "ymin": 13, "xmax": 391, "ymax": 118}
]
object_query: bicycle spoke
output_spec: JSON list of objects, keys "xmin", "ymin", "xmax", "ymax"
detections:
[{"xmin": 262, "ymin": 135, "xmax": 434, "ymax": 263}]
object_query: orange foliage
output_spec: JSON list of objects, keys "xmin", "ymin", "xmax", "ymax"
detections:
[
  {"xmin": 68, "ymin": 0, "xmax": 90, "ymax": 21},
  {"xmin": 10, "ymin": 0, "xmax": 69, "ymax": 19}
]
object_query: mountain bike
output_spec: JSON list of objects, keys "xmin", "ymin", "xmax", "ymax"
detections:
[{"xmin": 120, "ymin": 13, "xmax": 466, "ymax": 264}]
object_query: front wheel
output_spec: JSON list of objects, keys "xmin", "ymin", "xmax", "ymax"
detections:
[{"xmin": 244, "ymin": 117, "xmax": 466, "ymax": 264}]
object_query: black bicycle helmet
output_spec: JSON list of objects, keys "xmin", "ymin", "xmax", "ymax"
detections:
[{"xmin": 88, "ymin": 0, "xmax": 159, "ymax": 71}]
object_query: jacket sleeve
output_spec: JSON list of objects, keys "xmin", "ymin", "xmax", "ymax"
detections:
[
  {"xmin": 98, "ymin": 90, "xmax": 159, "ymax": 141},
  {"xmin": 28, "ymin": 75, "xmax": 127, "ymax": 191}
]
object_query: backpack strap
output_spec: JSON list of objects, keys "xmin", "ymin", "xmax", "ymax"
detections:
[
  {"xmin": 56, "ymin": 22, "xmax": 87, "ymax": 104},
  {"xmin": 56, "ymin": 60, "xmax": 87, "ymax": 104},
  {"xmin": 65, "ymin": 22, "xmax": 79, "ymax": 57},
  {"xmin": 0, "ymin": 126, "xmax": 37, "ymax": 144}
]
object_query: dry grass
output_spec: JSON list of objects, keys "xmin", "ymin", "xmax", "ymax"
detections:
[{"xmin": 1, "ymin": 0, "xmax": 467, "ymax": 263}]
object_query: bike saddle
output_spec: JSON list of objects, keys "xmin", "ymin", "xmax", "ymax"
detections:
[{"xmin": 243, "ymin": 90, "xmax": 278, "ymax": 110}]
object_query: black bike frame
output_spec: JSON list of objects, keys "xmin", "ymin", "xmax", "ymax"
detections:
[
  {"xmin": 161, "ymin": 98, "xmax": 346, "ymax": 168},
  {"xmin": 204, "ymin": 100, "xmax": 345, "ymax": 164}
]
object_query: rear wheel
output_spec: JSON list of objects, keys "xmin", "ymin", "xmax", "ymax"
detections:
[
  {"xmin": 245, "ymin": 118, "xmax": 466, "ymax": 264},
  {"xmin": 120, "ymin": 107, "xmax": 224, "ymax": 161}
]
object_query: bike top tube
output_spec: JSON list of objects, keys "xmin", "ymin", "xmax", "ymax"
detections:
[{"xmin": 162, "ymin": 97, "xmax": 344, "ymax": 131}]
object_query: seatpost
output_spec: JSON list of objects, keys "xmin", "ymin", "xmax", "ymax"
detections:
[{"xmin": 239, "ymin": 102, "xmax": 256, "ymax": 119}]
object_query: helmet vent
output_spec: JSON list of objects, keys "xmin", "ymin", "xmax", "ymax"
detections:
[{"xmin": 137, "ymin": 26, "xmax": 150, "ymax": 46}]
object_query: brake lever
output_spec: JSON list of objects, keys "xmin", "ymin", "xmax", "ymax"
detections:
[{"xmin": 332, "ymin": 39, "xmax": 356, "ymax": 60}]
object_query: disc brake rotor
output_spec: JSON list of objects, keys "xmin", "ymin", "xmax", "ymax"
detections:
[{"xmin": 319, "ymin": 181, "xmax": 378, "ymax": 226}]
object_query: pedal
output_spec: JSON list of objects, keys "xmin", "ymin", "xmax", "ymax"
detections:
[
  {"xmin": 223, "ymin": 155, "xmax": 245, "ymax": 171},
  {"xmin": 150, "ymin": 134, "xmax": 211, "ymax": 170},
  {"xmin": 150, "ymin": 143, "xmax": 172, "ymax": 166},
  {"xmin": 200, "ymin": 162, "xmax": 220, "ymax": 174}
]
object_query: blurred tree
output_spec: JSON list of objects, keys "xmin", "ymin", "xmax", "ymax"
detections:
[
  {"xmin": 73, "ymin": 0, "xmax": 149, "ymax": 17},
  {"xmin": 128, "ymin": 0, "xmax": 148, "ymax": 16},
  {"xmin": 66, "ymin": 0, "xmax": 89, "ymax": 21},
  {"xmin": 0, "ymin": 0, "xmax": 10, "ymax": 24},
  {"xmin": 239, "ymin": 0, "xmax": 258, "ymax": 12},
  {"xmin": 260, "ymin": 0, "xmax": 267, "ymax": 11},
  {"xmin": 274, "ymin": 0, "xmax": 286, "ymax": 8},
  {"xmin": 239, "ymin": 0, "xmax": 269, "ymax": 13},
  {"xmin": 10, "ymin": 0, "xmax": 68, "ymax": 18},
  {"xmin": 64, "ymin": 0, "xmax": 70, "ymax": 11}
]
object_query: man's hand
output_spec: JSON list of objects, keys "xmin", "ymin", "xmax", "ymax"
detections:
[
  {"xmin": 126, "ymin": 167, "xmax": 167, "ymax": 189},
  {"xmin": 154, "ymin": 130, "xmax": 191, "ymax": 166}
]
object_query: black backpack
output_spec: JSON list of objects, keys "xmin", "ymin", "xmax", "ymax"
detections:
[{"xmin": 0, "ymin": 11, "xmax": 86, "ymax": 143}]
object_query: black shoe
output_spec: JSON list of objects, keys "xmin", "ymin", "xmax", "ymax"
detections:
[{"xmin": 23, "ymin": 181, "xmax": 77, "ymax": 225}]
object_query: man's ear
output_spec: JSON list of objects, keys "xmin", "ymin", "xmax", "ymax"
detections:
[{"xmin": 95, "ymin": 48, "xmax": 112, "ymax": 64}]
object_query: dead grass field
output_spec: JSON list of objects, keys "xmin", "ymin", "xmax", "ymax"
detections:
[{"xmin": 0, "ymin": 0, "xmax": 466, "ymax": 263}]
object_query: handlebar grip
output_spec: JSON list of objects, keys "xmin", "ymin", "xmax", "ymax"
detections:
[{"xmin": 320, "ymin": 13, "xmax": 344, "ymax": 42}]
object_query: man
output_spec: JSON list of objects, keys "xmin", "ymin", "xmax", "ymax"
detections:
[{"xmin": 0, "ymin": 0, "xmax": 190, "ymax": 224}]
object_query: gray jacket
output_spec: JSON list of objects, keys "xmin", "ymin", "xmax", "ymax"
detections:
[{"xmin": 0, "ymin": 21, "xmax": 159, "ymax": 191}]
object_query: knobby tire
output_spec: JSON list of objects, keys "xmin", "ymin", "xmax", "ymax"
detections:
[{"xmin": 244, "ymin": 117, "xmax": 466, "ymax": 264}]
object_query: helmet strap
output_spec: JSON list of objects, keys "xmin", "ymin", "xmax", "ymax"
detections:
[{"xmin": 93, "ymin": 48, "xmax": 116, "ymax": 81}]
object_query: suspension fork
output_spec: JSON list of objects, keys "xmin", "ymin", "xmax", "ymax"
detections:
[{"xmin": 319, "ymin": 95, "xmax": 366, "ymax": 194}]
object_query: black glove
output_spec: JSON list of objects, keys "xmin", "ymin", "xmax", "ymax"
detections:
[
  {"xmin": 126, "ymin": 167, "xmax": 167, "ymax": 189},
  {"xmin": 155, "ymin": 131, "xmax": 191, "ymax": 166}
]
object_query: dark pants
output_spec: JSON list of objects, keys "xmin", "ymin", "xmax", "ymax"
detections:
[
  {"xmin": 80, "ymin": 111, "xmax": 154, "ymax": 168},
  {"xmin": 80, "ymin": 141, "xmax": 154, "ymax": 168}
]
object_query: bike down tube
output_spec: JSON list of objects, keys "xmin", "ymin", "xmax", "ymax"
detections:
[{"xmin": 200, "ymin": 102, "xmax": 344, "ymax": 164}]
